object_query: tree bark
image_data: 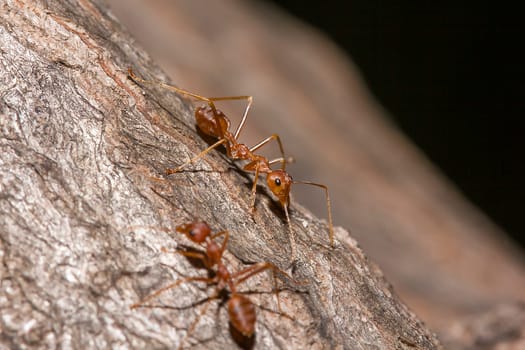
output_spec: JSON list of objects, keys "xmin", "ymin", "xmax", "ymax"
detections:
[{"xmin": 0, "ymin": 1, "xmax": 440, "ymax": 349}]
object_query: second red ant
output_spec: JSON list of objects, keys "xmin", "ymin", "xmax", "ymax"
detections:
[
  {"xmin": 128, "ymin": 69, "xmax": 335, "ymax": 259},
  {"xmin": 130, "ymin": 221, "xmax": 294, "ymax": 349}
]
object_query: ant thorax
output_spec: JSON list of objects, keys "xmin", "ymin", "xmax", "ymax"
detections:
[{"xmin": 230, "ymin": 143, "xmax": 251, "ymax": 160}]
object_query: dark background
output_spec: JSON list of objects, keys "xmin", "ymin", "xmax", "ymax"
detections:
[{"xmin": 269, "ymin": 1, "xmax": 525, "ymax": 248}]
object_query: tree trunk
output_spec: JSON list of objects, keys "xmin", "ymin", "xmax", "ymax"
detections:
[{"xmin": 0, "ymin": 1, "xmax": 441, "ymax": 349}]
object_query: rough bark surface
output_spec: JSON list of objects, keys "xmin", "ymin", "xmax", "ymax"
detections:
[{"xmin": 0, "ymin": 1, "xmax": 440, "ymax": 349}]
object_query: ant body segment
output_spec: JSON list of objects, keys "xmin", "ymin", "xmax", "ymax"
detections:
[
  {"xmin": 128, "ymin": 69, "xmax": 334, "ymax": 258},
  {"xmin": 130, "ymin": 221, "xmax": 291, "ymax": 348}
]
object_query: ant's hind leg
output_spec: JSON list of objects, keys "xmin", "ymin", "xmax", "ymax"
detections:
[
  {"xmin": 128, "ymin": 68, "xmax": 213, "ymax": 104},
  {"xmin": 207, "ymin": 95, "xmax": 253, "ymax": 141},
  {"xmin": 130, "ymin": 276, "xmax": 214, "ymax": 309},
  {"xmin": 176, "ymin": 290, "xmax": 221, "ymax": 350}
]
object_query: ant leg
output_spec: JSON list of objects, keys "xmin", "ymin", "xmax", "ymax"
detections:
[
  {"xmin": 283, "ymin": 205, "xmax": 297, "ymax": 262},
  {"xmin": 163, "ymin": 247, "xmax": 208, "ymax": 261},
  {"xmin": 161, "ymin": 247, "xmax": 216, "ymax": 270},
  {"xmin": 233, "ymin": 262, "xmax": 293, "ymax": 286},
  {"xmin": 176, "ymin": 289, "xmax": 221, "ymax": 350},
  {"xmin": 268, "ymin": 156, "xmax": 295, "ymax": 170},
  {"xmin": 165, "ymin": 138, "xmax": 228, "ymax": 174},
  {"xmin": 210, "ymin": 230, "xmax": 228, "ymax": 241},
  {"xmin": 130, "ymin": 276, "xmax": 215, "ymax": 309},
  {"xmin": 129, "ymin": 69, "xmax": 254, "ymax": 130},
  {"xmin": 128, "ymin": 166, "xmax": 177, "ymax": 196},
  {"xmin": 128, "ymin": 68, "xmax": 213, "ymax": 104},
  {"xmin": 210, "ymin": 230, "xmax": 229, "ymax": 255},
  {"xmin": 250, "ymin": 165, "xmax": 261, "ymax": 213},
  {"xmin": 205, "ymin": 96, "xmax": 253, "ymax": 141},
  {"xmin": 129, "ymin": 166, "xmax": 170, "ymax": 184},
  {"xmin": 126, "ymin": 225, "xmax": 171, "ymax": 235},
  {"xmin": 292, "ymin": 181, "xmax": 334, "ymax": 248},
  {"xmin": 249, "ymin": 134, "xmax": 288, "ymax": 170},
  {"xmin": 129, "ymin": 69, "xmax": 229, "ymax": 131},
  {"xmin": 166, "ymin": 95, "xmax": 252, "ymax": 174},
  {"xmin": 232, "ymin": 263, "xmax": 292, "ymax": 316}
]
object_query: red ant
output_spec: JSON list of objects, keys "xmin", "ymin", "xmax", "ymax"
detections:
[
  {"xmin": 130, "ymin": 221, "xmax": 292, "ymax": 349},
  {"xmin": 128, "ymin": 69, "xmax": 334, "ymax": 258}
]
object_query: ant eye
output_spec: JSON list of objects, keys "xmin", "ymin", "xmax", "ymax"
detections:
[
  {"xmin": 274, "ymin": 178, "xmax": 281, "ymax": 186},
  {"xmin": 189, "ymin": 230, "xmax": 196, "ymax": 237}
]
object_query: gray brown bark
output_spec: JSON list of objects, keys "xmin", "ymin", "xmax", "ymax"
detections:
[{"xmin": 0, "ymin": 1, "xmax": 442, "ymax": 349}]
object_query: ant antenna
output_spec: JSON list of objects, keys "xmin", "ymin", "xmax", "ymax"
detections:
[{"xmin": 292, "ymin": 180, "xmax": 333, "ymax": 247}]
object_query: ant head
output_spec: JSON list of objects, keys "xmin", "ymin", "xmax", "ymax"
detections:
[
  {"xmin": 176, "ymin": 221, "xmax": 211, "ymax": 243},
  {"xmin": 266, "ymin": 170, "xmax": 292, "ymax": 207}
]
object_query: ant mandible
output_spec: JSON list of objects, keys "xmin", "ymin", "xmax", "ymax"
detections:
[
  {"xmin": 128, "ymin": 69, "xmax": 334, "ymax": 258},
  {"xmin": 130, "ymin": 221, "xmax": 291, "ymax": 349}
]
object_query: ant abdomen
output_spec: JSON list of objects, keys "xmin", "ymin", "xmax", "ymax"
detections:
[
  {"xmin": 195, "ymin": 105, "xmax": 230, "ymax": 139},
  {"xmin": 228, "ymin": 294, "xmax": 257, "ymax": 337}
]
